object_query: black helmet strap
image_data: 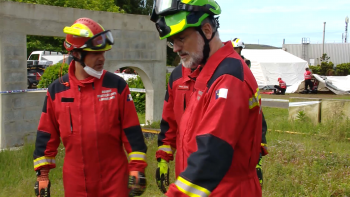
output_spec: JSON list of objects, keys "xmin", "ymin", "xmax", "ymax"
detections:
[
  {"xmin": 72, "ymin": 50, "xmax": 87, "ymax": 67},
  {"xmin": 195, "ymin": 16, "xmax": 219, "ymax": 65}
]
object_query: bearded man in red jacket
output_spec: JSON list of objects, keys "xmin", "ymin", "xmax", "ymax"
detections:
[{"xmin": 150, "ymin": 0, "xmax": 263, "ymax": 196}]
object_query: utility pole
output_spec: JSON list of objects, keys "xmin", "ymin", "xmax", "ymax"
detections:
[
  {"xmin": 345, "ymin": 16, "xmax": 349, "ymax": 43},
  {"xmin": 322, "ymin": 22, "xmax": 326, "ymax": 56}
]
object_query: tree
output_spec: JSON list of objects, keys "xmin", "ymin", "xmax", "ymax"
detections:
[
  {"xmin": 7, "ymin": 0, "xmax": 124, "ymax": 57},
  {"xmin": 10, "ymin": 0, "xmax": 124, "ymax": 13},
  {"xmin": 320, "ymin": 53, "xmax": 330, "ymax": 63},
  {"xmin": 114, "ymin": 0, "xmax": 152, "ymax": 15}
]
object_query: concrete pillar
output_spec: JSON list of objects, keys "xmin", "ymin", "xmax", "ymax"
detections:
[
  {"xmin": 0, "ymin": 31, "xmax": 29, "ymax": 149},
  {"xmin": 0, "ymin": 32, "xmax": 27, "ymax": 91}
]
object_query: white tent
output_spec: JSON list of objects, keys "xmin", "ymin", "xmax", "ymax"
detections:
[
  {"xmin": 241, "ymin": 49, "xmax": 308, "ymax": 93},
  {"xmin": 296, "ymin": 74, "xmax": 350, "ymax": 95}
]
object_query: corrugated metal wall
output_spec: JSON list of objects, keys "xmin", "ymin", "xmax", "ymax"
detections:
[{"xmin": 283, "ymin": 43, "xmax": 350, "ymax": 66}]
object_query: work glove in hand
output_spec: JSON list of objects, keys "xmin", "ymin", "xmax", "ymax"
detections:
[
  {"xmin": 156, "ymin": 158, "xmax": 169, "ymax": 194},
  {"xmin": 256, "ymin": 155, "xmax": 263, "ymax": 188},
  {"xmin": 34, "ymin": 168, "xmax": 51, "ymax": 197},
  {"xmin": 129, "ymin": 171, "xmax": 147, "ymax": 196}
]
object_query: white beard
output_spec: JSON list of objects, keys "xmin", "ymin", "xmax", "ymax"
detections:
[{"xmin": 179, "ymin": 32, "xmax": 204, "ymax": 69}]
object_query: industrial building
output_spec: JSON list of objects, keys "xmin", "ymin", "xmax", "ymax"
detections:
[{"xmin": 283, "ymin": 42, "xmax": 350, "ymax": 66}]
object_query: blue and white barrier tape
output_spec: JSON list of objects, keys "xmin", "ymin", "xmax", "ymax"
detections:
[
  {"xmin": 0, "ymin": 88, "xmax": 48, "ymax": 94},
  {"xmin": 0, "ymin": 88, "xmax": 146, "ymax": 94}
]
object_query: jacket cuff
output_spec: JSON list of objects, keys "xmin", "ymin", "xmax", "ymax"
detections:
[
  {"xmin": 128, "ymin": 160, "xmax": 147, "ymax": 173},
  {"xmin": 156, "ymin": 150, "xmax": 174, "ymax": 162},
  {"xmin": 261, "ymin": 144, "xmax": 268, "ymax": 156}
]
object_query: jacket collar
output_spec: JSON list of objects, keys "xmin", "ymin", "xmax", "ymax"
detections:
[{"xmin": 195, "ymin": 41, "xmax": 234, "ymax": 90}]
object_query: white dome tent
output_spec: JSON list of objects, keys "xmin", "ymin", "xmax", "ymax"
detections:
[{"xmin": 242, "ymin": 49, "xmax": 308, "ymax": 93}]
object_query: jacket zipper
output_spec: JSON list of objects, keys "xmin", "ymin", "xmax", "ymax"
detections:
[
  {"xmin": 78, "ymin": 85, "xmax": 88, "ymax": 195},
  {"xmin": 92, "ymin": 83, "xmax": 103, "ymax": 186},
  {"xmin": 183, "ymin": 93, "xmax": 186, "ymax": 111},
  {"xmin": 68, "ymin": 107, "xmax": 73, "ymax": 133}
]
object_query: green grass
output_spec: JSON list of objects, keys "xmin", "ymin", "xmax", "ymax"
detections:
[
  {"xmin": 0, "ymin": 108, "xmax": 349, "ymax": 196},
  {"xmin": 138, "ymin": 113, "xmax": 146, "ymax": 124}
]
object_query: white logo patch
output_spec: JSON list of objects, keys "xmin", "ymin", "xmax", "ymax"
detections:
[
  {"xmin": 98, "ymin": 89, "xmax": 116, "ymax": 101},
  {"xmin": 215, "ymin": 88, "xmax": 228, "ymax": 99}
]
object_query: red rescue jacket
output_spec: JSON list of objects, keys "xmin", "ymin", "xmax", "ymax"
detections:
[
  {"xmin": 157, "ymin": 66, "xmax": 193, "ymax": 176},
  {"xmin": 33, "ymin": 61, "xmax": 147, "ymax": 197},
  {"xmin": 279, "ymin": 79, "xmax": 287, "ymax": 89},
  {"xmin": 163, "ymin": 42, "xmax": 262, "ymax": 196},
  {"xmin": 157, "ymin": 48, "xmax": 268, "ymax": 179},
  {"xmin": 304, "ymin": 70, "xmax": 312, "ymax": 79}
]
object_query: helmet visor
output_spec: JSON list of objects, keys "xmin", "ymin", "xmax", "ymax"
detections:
[
  {"xmin": 83, "ymin": 30, "xmax": 114, "ymax": 50},
  {"xmin": 155, "ymin": 0, "xmax": 176, "ymax": 15}
]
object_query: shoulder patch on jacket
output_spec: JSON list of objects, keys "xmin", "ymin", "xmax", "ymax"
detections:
[
  {"xmin": 207, "ymin": 58, "xmax": 244, "ymax": 90},
  {"xmin": 48, "ymin": 74, "xmax": 70, "ymax": 101},
  {"xmin": 102, "ymin": 71, "xmax": 127, "ymax": 94},
  {"xmin": 169, "ymin": 64, "xmax": 182, "ymax": 89}
]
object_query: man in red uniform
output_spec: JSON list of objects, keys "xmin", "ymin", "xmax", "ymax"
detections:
[
  {"xmin": 304, "ymin": 68, "xmax": 313, "ymax": 93},
  {"xmin": 274, "ymin": 77, "xmax": 287, "ymax": 95},
  {"xmin": 33, "ymin": 18, "xmax": 147, "ymax": 197},
  {"xmin": 151, "ymin": 0, "xmax": 262, "ymax": 196}
]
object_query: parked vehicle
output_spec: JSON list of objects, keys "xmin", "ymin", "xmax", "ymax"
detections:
[
  {"xmin": 27, "ymin": 51, "xmax": 73, "ymax": 88},
  {"xmin": 27, "ymin": 50, "xmax": 68, "ymax": 65}
]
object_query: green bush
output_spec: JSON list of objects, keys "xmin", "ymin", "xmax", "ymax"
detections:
[
  {"xmin": 127, "ymin": 73, "xmax": 171, "ymax": 113},
  {"xmin": 309, "ymin": 61, "xmax": 335, "ymax": 76},
  {"xmin": 309, "ymin": 65, "xmax": 322, "ymax": 75},
  {"xmin": 37, "ymin": 62, "xmax": 69, "ymax": 88},
  {"xmin": 335, "ymin": 63, "xmax": 350, "ymax": 76},
  {"xmin": 166, "ymin": 72, "xmax": 171, "ymax": 88},
  {"xmin": 127, "ymin": 76, "xmax": 146, "ymax": 113}
]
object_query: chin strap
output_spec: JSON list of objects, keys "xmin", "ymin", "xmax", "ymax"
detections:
[
  {"xmin": 195, "ymin": 16, "xmax": 220, "ymax": 65},
  {"xmin": 72, "ymin": 50, "xmax": 87, "ymax": 67},
  {"xmin": 196, "ymin": 27, "xmax": 216, "ymax": 65}
]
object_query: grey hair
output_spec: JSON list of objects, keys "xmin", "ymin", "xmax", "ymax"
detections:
[{"xmin": 200, "ymin": 17, "xmax": 219, "ymax": 37}]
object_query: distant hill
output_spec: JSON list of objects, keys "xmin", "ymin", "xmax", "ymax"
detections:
[{"xmin": 245, "ymin": 44, "xmax": 281, "ymax": 49}]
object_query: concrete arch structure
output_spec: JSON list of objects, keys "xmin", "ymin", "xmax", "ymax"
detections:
[
  {"xmin": 0, "ymin": 1, "xmax": 166, "ymax": 149},
  {"xmin": 106, "ymin": 63, "xmax": 164, "ymax": 123}
]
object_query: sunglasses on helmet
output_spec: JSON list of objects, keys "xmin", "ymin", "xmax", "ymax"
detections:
[{"xmin": 80, "ymin": 30, "xmax": 114, "ymax": 50}]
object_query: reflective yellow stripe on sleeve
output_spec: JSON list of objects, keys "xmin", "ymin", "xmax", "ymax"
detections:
[
  {"xmin": 33, "ymin": 156, "xmax": 56, "ymax": 169},
  {"xmin": 129, "ymin": 152, "xmax": 146, "ymax": 162},
  {"xmin": 261, "ymin": 143, "xmax": 268, "ymax": 147},
  {"xmin": 158, "ymin": 145, "xmax": 173, "ymax": 154},
  {"xmin": 175, "ymin": 176, "xmax": 211, "ymax": 197},
  {"xmin": 249, "ymin": 88, "xmax": 261, "ymax": 109}
]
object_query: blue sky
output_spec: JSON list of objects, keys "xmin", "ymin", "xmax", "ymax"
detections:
[{"xmin": 217, "ymin": 0, "xmax": 350, "ymax": 47}]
